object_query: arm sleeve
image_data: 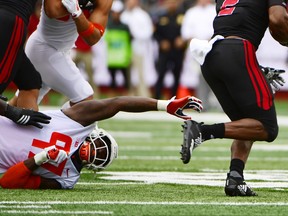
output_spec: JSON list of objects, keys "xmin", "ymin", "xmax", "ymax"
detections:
[{"xmin": 0, "ymin": 162, "xmax": 41, "ymax": 189}]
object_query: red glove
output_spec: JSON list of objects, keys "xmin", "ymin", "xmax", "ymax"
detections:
[{"xmin": 158, "ymin": 96, "xmax": 203, "ymax": 120}]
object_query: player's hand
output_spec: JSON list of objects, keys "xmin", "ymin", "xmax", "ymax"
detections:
[
  {"xmin": 261, "ymin": 66, "xmax": 285, "ymax": 93},
  {"xmin": 167, "ymin": 96, "xmax": 203, "ymax": 120},
  {"xmin": 4, "ymin": 105, "xmax": 51, "ymax": 129},
  {"xmin": 62, "ymin": 0, "xmax": 82, "ymax": 18},
  {"xmin": 34, "ymin": 145, "xmax": 68, "ymax": 166},
  {"xmin": 45, "ymin": 146, "xmax": 68, "ymax": 165}
]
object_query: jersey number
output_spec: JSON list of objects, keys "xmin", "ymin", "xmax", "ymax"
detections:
[
  {"xmin": 218, "ymin": 0, "xmax": 239, "ymax": 16},
  {"xmin": 28, "ymin": 132, "xmax": 72, "ymax": 176}
]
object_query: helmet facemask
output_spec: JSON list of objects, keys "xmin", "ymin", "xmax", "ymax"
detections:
[{"xmin": 79, "ymin": 128, "xmax": 118, "ymax": 171}]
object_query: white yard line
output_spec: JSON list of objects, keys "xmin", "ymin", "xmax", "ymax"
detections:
[
  {"xmin": 0, "ymin": 210, "xmax": 112, "ymax": 215},
  {"xmin": 0, "ymin": 205, "xmax": 51, "ymax": 209},
  {"xmin": 97, "ymin": 171, "xmax": 288, "ymax": 189},
  {"xmin": 1, "ymin": 201, "xmax": 288, "ymax": 206}
]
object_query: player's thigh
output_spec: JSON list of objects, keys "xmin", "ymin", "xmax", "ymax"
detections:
[
  {"xmin": 203, "ymin": 40, "xmax": 277, "ymax": 133},
  {"xmin": 0, "ymin": 11, "xmax": 27, "ymax": 90},
  {"xmin": 41, "ymin": 51, "xmax": 93, "ymax": 102},
  {"xmin": 202, "ymin": 73, "xmax": 242, "ymax": 120},
  {"xmin": 26, "ymin": 39, "xmax": 93, "ymax": 102}
]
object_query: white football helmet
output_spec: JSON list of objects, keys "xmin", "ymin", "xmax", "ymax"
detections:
[{"xmin": 79, "ymin": 127, "xmax": 118, "ymax": 171}]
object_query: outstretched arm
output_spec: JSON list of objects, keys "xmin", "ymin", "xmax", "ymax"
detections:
[{"xmin": 63, "ymin": 96, "xmax": 203, "ymax": 126}]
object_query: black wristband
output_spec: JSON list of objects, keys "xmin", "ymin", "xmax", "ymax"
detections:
[{"xmin": 3, "ymin": 104, "xmax": 21, "ymax": 122}]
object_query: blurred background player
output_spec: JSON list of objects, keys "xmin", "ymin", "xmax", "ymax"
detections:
[
  {"xmin": 120, "ymin": 0, "xmax": 155, "ymax": 97},
  {"xmin": 153, "ymin": 0, "xmax": 186, "ymax": 99},
  {"xmin": 105, "ymin": 0, "xmax": 133, "ymax": 96}
]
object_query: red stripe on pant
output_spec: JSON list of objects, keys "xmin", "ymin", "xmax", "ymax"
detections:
[
  {"xmin": 243, "ymin": 40, "xmax": 272, "ymax": 110},
  {"xmin": 0, "ymin": 16, "xmax": 24, "ymax": 83}
]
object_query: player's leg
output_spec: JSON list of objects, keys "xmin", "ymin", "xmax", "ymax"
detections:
[
  {"xmin": 0, "ymin": 10, "xmax": 27, "ymax": 93},
  {"xmin": 25, "ymin": 38, "xmax": 94, "ymax": 106},
  {"xmin": 44, "ymin": 51, "xmax": 94, "ymax": 105},
  {"xmin": 12, "ymin": 52, "xmax": 42, "ymax": 111},
  {"xmin": 208, "ymin": 39, "xmax": 277, "ymax": 196}
]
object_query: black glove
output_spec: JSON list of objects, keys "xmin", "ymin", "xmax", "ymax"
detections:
[
  {"xmin": 78, "ymin": 0, "xmax": 95, "ymax": 10},
  {"xmin": 4, "ymin": 105, "xmax": 51, "ymax": 129},
  {"xmin": 260, "ymin": 66, "xmax": 286, "ymax": 93},
  {"xmin": 0, "ymin": 95, "xmax": 8, "ymax": 102}
]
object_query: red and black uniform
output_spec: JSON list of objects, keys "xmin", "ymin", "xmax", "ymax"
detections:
[
  {"xmin": 0, "ymin": 0, "xmax": 42, "ymax": 93},
  {"xmin": 201, "ymin": 0, "xmax": 286, "ymax": 142}
]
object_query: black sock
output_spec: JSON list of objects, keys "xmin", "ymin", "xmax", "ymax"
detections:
[
  {"xmin": 200, "ymin": 123, "xmax": 225, "ymax": 141},
  {"xmin": 229, "ymin": 159, "xmax": 245, "ymax": 178}
]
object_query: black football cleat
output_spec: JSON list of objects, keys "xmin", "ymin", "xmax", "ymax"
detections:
[
  {"xmin": 225, "ymin": 173, "xmax": 257, "ymax": 196},
  {"xmin": 180, "ymin": 120, "xmax": 203, "ymax": 164}
]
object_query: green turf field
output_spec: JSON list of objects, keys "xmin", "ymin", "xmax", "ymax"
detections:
[{"xmin": 1, "ymin": 111, "xmax": 288, "ymax": 216}]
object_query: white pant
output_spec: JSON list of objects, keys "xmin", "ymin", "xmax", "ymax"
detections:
[{"xmin": 25, "ymin": 33, "xmax": 94, "ymax": 104}]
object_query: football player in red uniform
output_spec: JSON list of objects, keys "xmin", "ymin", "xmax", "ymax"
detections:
[{"xmin": 181, "ymin": 0, "xmax": 287, "ymax": 196}]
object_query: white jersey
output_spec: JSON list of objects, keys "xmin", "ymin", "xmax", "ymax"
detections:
[
  {"xmin": 35, "ymin": 0, "xmax": 78, "ymax": 51},
  {"xmin": 0, "ymin": 110, "xmax": 95, "ymax": 189}
]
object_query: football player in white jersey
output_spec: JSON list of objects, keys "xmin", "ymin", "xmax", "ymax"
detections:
[
  {"xmin": 0, "ymin": 95, "xmax": 203, "ymax": 189},
  {"xmin": 9, "ymin": 0, "xmax": 112, "ymax": 108}
]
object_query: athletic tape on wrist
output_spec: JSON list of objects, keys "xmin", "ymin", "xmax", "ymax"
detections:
[{"xmin": 157, "ymin": 100, "xmax": 169, "ymax": 111}]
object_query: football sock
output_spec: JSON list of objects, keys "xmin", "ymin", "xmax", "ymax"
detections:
[
  {"xmin": 200, "ymin": 123, "xmax": 225, "ymax": 140},
  {"xmin": 229, "ymin": 158, "xmax": 245, "ymax": 178}
]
